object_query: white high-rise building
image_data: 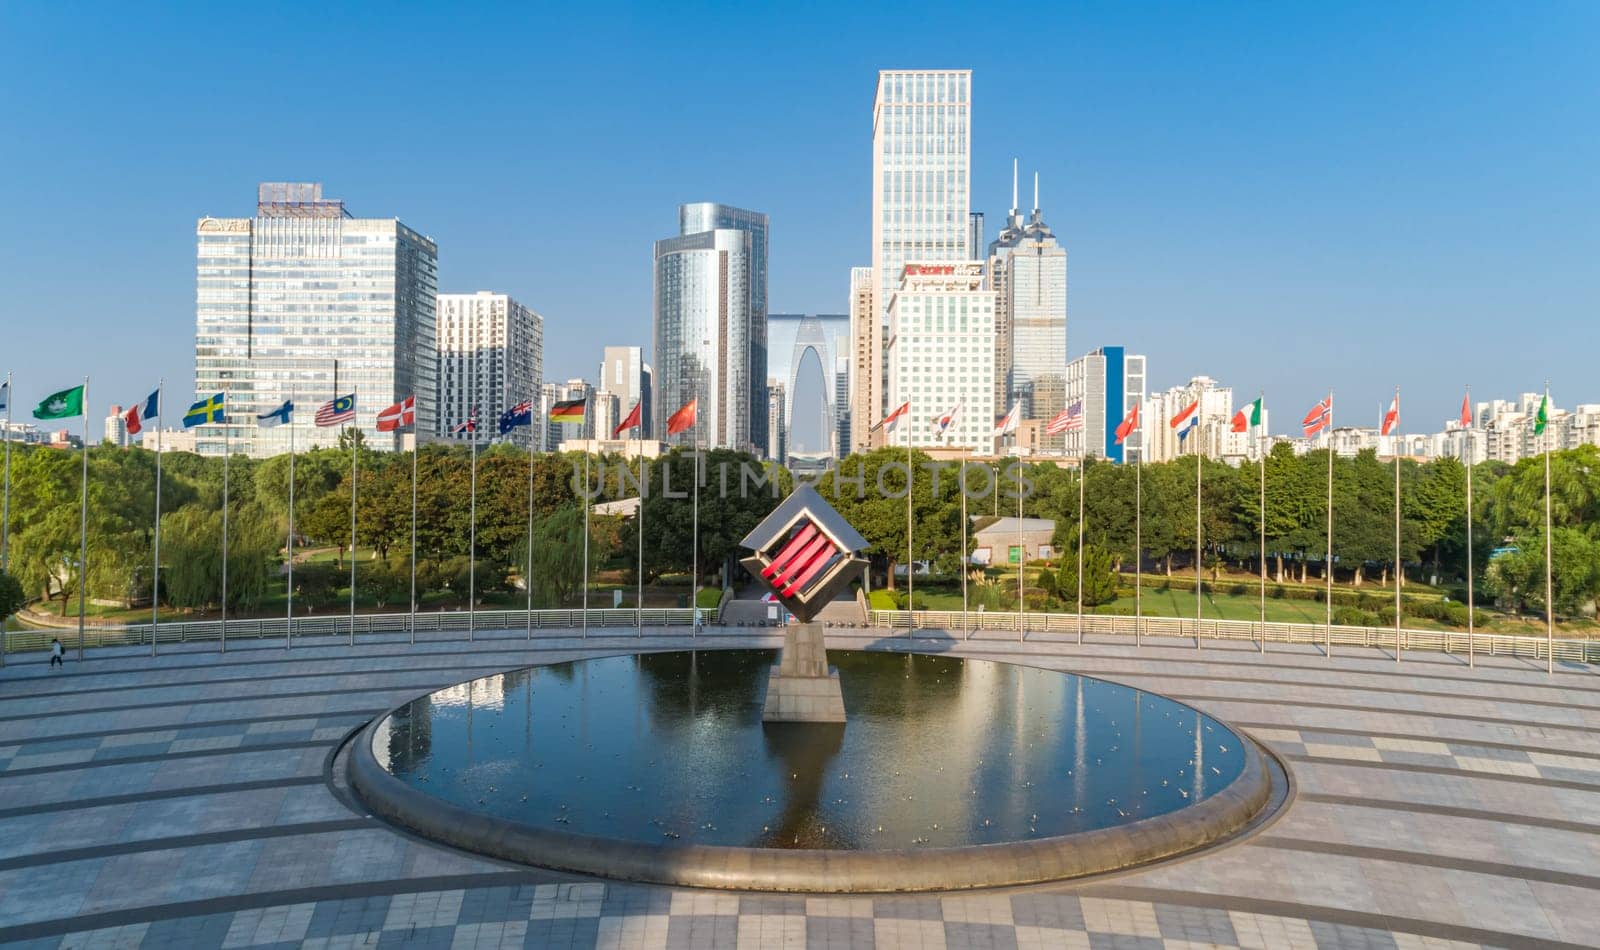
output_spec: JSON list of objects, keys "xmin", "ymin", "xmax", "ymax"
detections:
[
  {"xmin": 104, "ymin": 405, "xmax": 129, "ymax": 447},
  {"xmin": 1143, "ymin": 377, "xmax": 1261, "ymax": 462},
  {"xmin": 1063, "ymin": 346, "xmax": 1146, "ymax": 463},
  {"xmin": 436, "ymin": 292, "xmax": 543, "ymax": 448},
  {"xmin": 194, "ymin": 182, "xmax": 437, "ymax": 457},
  {"xmin": 541, "ymin": 379, "xmax": 595, "ymax": 451},
  {"xmin": 869, "ymin": 70, "xmax": 972, "ymax": 431},
  {"xmin": 884, "ymin": 262, "xmax": 996, "ymax": 452}
]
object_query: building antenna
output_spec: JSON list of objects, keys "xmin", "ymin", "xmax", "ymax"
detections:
[
  {"xmin": 1011, "ymin": 159, "xmax": 1019, "ymax": 214},
  {"xmin": 1033, "ymin": 172, "xmax": 1040, "ymax": 213}
]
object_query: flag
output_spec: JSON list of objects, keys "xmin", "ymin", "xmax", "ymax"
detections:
[
  {"xmin": 377, "ymin": 395, "xmax": 415, "ymax": 432},
  {"xmin": 256, "ymin": 400, "xmax": 293, "ymax": 428},
  {"xmin": 993, "ymin": 403, "xmax": 1020, "ymax": 437},
  {"xmin": 1047, "ymin": 400, "xmax": 1084, "ymax": 434},
  {"xmin": 124, "ymin": 390, "xmax": 159, "ymax": 436},
  {"xmin": 1114, "ymin": 402, "xmax": 1141, "ymax": 445},
  {"xmin": 1533, "ymin": 394, "xmax": 1549, "ymax": 435},
  {"xmin": 932, "ymin": 402, "xmax": 962, "ymax": 436},
  {"xmin": 1231, "ymin": 397, "xmax": 1262, "ymax": 433},
  {"xmin": 1459, "ymin": 392, "xmax": 1472, "ymax": 428},
  {"xmin": 33, "ymin": 385, "xmax": 85, "ymax": 420},
  {"xmin": 498, "ymin": 399, "xmax": 533, "ymax": 434},
  {"xmin": 612, "ymin": 401, "xmax": 642, "ymax": 438},
  {"xmin": 666, "ymin": 398, "xmax": 697, "ymax": 436},
  {"xmin": 1169, "ymin": 399, "xmax": 1199, "ymax": 429},
  {"xmin": 452, "ymin": 409, "xmax": 478, "ymax": 435},
  {"xmin": 1302, "ymin": 396, "xmax": 1332, "ymax": 438},
  {"xmin": 874, "ymin": 401, "xmax": 910, "ymax": 433},
  {"xmin": 1177, "ymin": 415, "xmax": 1200, "ymax": 443},
  {"xmin": 548, "ymin": 397, "xmax": 586, "ymax": 422},
  {"xmin": 1380, "ymin": 394, "xmax": 1400, "ymax": 436},
  {"xmin": 183, "ymin": 392, "xmax": 225, "ymax": 428},
  {"xmin": 314, "ymin": 394, "xmax": 355, "ymax": 427}
]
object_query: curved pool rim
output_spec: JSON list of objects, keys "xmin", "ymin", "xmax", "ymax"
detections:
[{"xmin": 347, "ymin": 650, "xmax": 1281, "ymax": 893}]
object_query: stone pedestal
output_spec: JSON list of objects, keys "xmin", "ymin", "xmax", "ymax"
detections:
[{"xmin": 761, "ymin": 623, "xmax": 846, "ymax": 723}]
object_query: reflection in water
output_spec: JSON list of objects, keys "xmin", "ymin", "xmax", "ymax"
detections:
[{"xmin": 377, "ymin": 650, "xmax": 1248, "ymax": 851}]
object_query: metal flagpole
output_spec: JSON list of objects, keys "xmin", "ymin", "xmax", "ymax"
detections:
[
  {"xmin": 906, "ymin": 434, "xmax": 913, "ymax": 632},
  {"xmin": 286, "ymin": 390, "xmax": 295, "ymax": 650},
  {"xmin": 1077, "ymin": 457, "xmax": 1085, "ymax": 646},
  {"xmin": 221, "ymin": 392, "xmax": 230, "ymax": 653},
  {"xmin": 150, "ymin": 380, "xmax": 164, "ymax": 657},
  {"xmin": 468, "ymin": 412, "xmax": 477, "ymax": 643},
  {"xmin": 77, "ymin": 376, "xmax": 89, "ymax": 662},
  {"xmin": 1542, "ymin": 377, "xmax": 1555, "ymax": 671},
  {"xmin": 526, "ymin": 417, "xmax": 535, "ymax": 640},
  {"xmin": 1258, "ymin": 393, "xmax": 1266, "ymax": 654},
  {"xmin": 410, "ymin": 428, "xmax": 418, "ymax": 645},
  {"xmin": 0, "ymin": 372, "xmax": 8, "ymax": 668},
  {"xmin": 1016, "ymin": 457, "xmax": 1024, "ymax": 643},
  {"xmin": 635, "ymin": 432, "xmax": 643, "ymax": 637},
  {"xmin": 1393, "ymin": 386, "xmax": 1402, "ymax": 664},
  {"xmin": 348, "ymin": 409, "xmax": 358, "ymax": 647},
  {"xmin": 960, "ymin": 462, "xmax": 969, "ymax": 640},
  {"xmin": 1135, "ymin": 419, "xmax": 1143, "ymax": 648},
  {"xmin": 1195, "ymin": 435, "xmax": 1203, "ymax": 651},
  {"xmin": 691, "ymin": 437, "xmax": 700, "ymax": 638},
  {"xmin": 581, "ymin": 448, "xmax": 590, "ymax": 638},
  {"xmin": 1465, "ymin": 386, "xmax": 1474, "ymax": 667},
  {"xmin": 1325, "ymin": 390, "xmax": 1334, "ymax": 658}
]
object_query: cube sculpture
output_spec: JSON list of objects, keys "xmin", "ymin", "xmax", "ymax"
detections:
[{"xmin": 739, "ymin": 483, "xmax": 870, "ymax": 723}]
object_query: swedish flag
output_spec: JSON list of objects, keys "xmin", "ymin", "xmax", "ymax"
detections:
[{"xmin": 183, "ymin": 392, "xmax": 226, "ymax": 428}]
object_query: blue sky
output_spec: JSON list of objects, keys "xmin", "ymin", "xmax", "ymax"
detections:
[{"xmin": 2, "ymin": 1, "xmax": 1595, "ymax": 434}]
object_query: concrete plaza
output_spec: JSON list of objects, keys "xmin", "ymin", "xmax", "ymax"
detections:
[{"xmin": 1, "ymin": 626, "xmax": 1597, "ymax": 948}]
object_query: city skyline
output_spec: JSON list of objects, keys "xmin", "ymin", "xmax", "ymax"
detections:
[{"xmin": 2, "ymin": 4, "xmax": 1597, "ymax": 433}]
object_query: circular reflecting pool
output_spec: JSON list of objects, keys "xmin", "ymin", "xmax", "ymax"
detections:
[{"xmin": 366, "ymin": 650, "xmax": 1249, "ymax": 851}]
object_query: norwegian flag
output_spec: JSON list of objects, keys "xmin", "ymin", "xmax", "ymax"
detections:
[
  {"xmin": 376, "ymin": 395, "xmax": 414, "ymax": 432},
  {"xmin": 1302, "ymin": 395, "xmax": 1333, "ymax": 438},
  {"xmin": 1046, "ymin": 401, "xmax": 1083, "ymax": 434}
]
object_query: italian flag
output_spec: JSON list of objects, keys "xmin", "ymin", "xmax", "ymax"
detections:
[{"xmin": 1231, "ymin": 397, "xmax": 1262, "ymax": 433}]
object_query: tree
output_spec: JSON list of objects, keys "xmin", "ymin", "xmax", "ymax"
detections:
[
  {"xmin": 1057, "ymin": 543, "xmax": 1118, "ymax": 607},
  {"xmin": 0, "ymin": 570, "xmax": 25, "ymax": 628}
]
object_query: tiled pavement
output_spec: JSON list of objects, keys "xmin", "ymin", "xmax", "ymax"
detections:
[{"xmin": 1, "ymin": 627, "xmax": 1598, "ymax": 948}]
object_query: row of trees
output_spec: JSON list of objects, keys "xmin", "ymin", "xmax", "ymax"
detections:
[{"xmin": 2, "ymin": 439, "xmax": 1597, "ymax": 619}]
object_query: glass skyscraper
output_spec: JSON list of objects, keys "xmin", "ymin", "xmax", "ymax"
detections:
[
  {"xmin": 869, "ymin": 70, "xmax": 972, "ymax": 425},
  {"xmin": 653, "ymin": 202, "xmax": 768, "ymax": 453},
  {"xmin": 194, "ymin": 183, "xmax": 437, "ymax": 457},
  {"xmin": 989, "ymin": 173, "xmax": 1068, "ymax": 452}
]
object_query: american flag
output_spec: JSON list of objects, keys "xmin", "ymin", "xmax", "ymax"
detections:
[
  {"xmin": 314, "ymin": 394, "xmax": 356, "ymax": 427},
  {"xmin": 1046, "ymin": 401, "xmax": 1083, "ymax": 434}
]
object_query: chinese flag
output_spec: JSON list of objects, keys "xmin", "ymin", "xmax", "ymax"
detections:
[
  {"xmin": 612, "ymin": 401, "xmax": 641, "ymax": 438},
  {"xmin": 666, "ymin": 398, "xmax": 697, "ymax": 436},
  {"xmin": 1460, "ymin": 392, "xmax": 1472, "ymax": 427}
]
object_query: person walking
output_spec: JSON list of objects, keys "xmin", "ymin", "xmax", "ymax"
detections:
[{"xmin": 49, "ymin": 637, "xmax": 64, "ymax": 668}]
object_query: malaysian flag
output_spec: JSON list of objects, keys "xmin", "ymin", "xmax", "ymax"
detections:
[
  {"xmin": 314, "ymin": 394, "xmax": 356, "ymax": 427},
  {"xmin": 1046, "ymin": 401, "xmax": 1083, "ymax": 434}
]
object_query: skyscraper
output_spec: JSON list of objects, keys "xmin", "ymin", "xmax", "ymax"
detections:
[
  {"xmin": 598, "ymin": 345, "xmax": 652, "ymax": 438},
  {"xmin": 847, "ymin": 266, "xmax": 876, "ymax": 451},
  {"xmin": 768, "ymin": 313, "xmax": 847, "ymax": 465},
  {"xmin": 884, "ymin": 262, "xmax": 996, "ymax": 452},
  {"xmin": 869, "ymin": 70, "xmax": 972, "ymax": 431},
  {"xmin": 436, "ymin": 292, "xmax": 543, "ymax": 448},
  {"xmin": 195, "ymin": 182, "xmax": 438, "ymax": 456},
  {"xmin": 990, "ymin": 167, "xmax": 1068, "ymax": 452},
  {"xmin": 1064, "ymin": 346, "xmax": 1146, "ymax": 463},
  {"xmin": 653, "ymin": 202, "xmax": 769, "ymax": 453}
]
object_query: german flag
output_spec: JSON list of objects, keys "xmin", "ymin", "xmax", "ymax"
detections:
[{"xmin": 548, "ymin": 397, "xmax": 586, "ymax": 422}]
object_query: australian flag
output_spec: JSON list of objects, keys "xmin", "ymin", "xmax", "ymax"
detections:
[{"xmin": 498, "ymin": 400, "xmax": 533, "ymax": 435}]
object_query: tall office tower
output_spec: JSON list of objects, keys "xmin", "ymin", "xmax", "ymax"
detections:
[
  {"xmin": 1063, "ymin": 346, "xmax": 1146, "ymax": 463},
  {"xmin": 767, "ymin": 381, "xmax": 787, "ymax": 463},
  {"xmin": 968, "ymin": 212, "xmax": 985, "ymax": 261},
  {"xmin": 846, "ymin": 266, "xmax": 877, "ymax": 451},
  {"xmin": 871, "ymin": 70, "xmax": 972, "ymax": 421},
  {"xmin": 653, "ymin": 202, "xmax": 769, "ymax": 453},
  {"xmin": 884, "ymin": 262, "xmax": 996, "ymax": 452},
  {"xmin": 989, "ymin": 168, "xmax": 1068, "ymax": 452},
  {"xmin": 541, "ymin": 379, "xmax": 595, "ymax": 450},
  {"xmin": 436, "ymin": 292, "xmax": 543, "ymax": 448},
  {"xmin": 834, "ymin": 352, "xmax": 851, "ymax": 460},
  {"xmin": 598, "ymin": 345, "xmax": 653, "ymax": 437},
  {"xmin": 195, "ymin": 182, "xmax": 437, "ymax": 457}
]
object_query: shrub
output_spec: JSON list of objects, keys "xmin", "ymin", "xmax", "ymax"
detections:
[
  {"xmin": 1332, "ymin": 606, "xmax": 1378, "ymax": 627},
  {"xmin": 868, "ymin": 589, "xmax": 897, "ymax": 611}
]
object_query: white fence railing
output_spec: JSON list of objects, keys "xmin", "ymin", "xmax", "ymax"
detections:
[
  {"xmin": 1, "ymin": 608, "xmax": 713, "ymax": 655},
  {"xmin": 868, "ymin": 609, "xmax": 1600, "ymax": 665}
]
